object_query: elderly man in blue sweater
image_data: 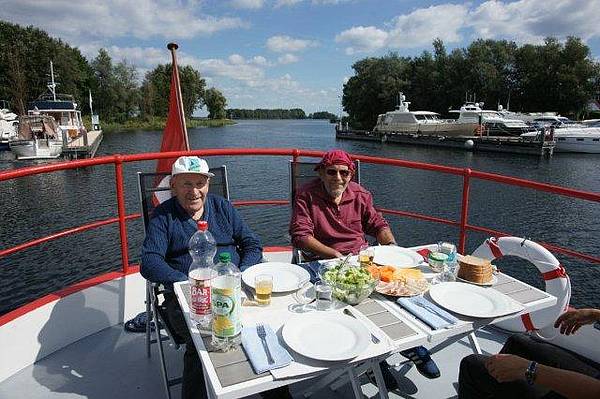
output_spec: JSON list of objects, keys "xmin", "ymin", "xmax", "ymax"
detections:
[{"xmin": 141, "ymin": 156, "xmax": 263, "ymax": 399}]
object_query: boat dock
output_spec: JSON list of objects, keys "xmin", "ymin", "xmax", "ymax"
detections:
[
  {"xmin": 336, "ymin": 129, "xmax": 555, "ymax": 157},
  {"xmin": 62, "ymin": 130, "xmax": 103, "ymax": 159}
]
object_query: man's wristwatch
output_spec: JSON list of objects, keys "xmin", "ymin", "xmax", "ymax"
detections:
[{"xmin": 525, "ymin": 361, "xmax": 537, "ymax": 385}]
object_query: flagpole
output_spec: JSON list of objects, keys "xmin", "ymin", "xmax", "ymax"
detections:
[{"xmin": 167, "ymin": 42, "xmax": 190, "ymax": 151}]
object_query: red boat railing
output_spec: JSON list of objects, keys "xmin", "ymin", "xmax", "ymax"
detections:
[{"xmin": 1, "ymin": 148, "xmax": 599, "ymax": 278}]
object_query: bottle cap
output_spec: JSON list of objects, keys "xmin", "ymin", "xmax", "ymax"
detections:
[
  {"xmin": 219, "ymin": 252, "xmax": 231, "ymax": 262},
  {"xmin": 197, "ymin": 221, "xmax": 208, "ymax": 231}
]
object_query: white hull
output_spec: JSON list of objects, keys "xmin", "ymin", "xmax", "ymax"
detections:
[
  {"xmin": 522, "ymin": 128, "xmax": 600, "ymax": 153},
  {"xmin": 376, "ymin": 121, "xmax": 479, "ymax": 136},
  {"xmin": 9, "ymin": 138, "xmax": 63, "ymax": 159}
]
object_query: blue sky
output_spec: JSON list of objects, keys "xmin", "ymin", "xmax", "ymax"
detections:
[{"xmin": 1, "ymin": 0, "xmax": 600, "ymax": 115}]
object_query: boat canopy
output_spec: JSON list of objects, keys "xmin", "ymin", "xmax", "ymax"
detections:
[{"xmin": 17, "ymin": 115, "xmax": 60, "ymax": 139}]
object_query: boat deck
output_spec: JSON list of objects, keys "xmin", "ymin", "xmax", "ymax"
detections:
[{"xmin": 0, "ymin": 322, "xmax": 507, "ymax": 399}]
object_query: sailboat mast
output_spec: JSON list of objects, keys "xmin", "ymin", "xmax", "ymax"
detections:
[{"xmin": 49, "ymin": 61, "xmax": 57, "ymax": 101}]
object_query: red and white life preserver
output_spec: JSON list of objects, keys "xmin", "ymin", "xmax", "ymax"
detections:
[{"xmin": 472, "ymin": 236, "xmax": 571, "ymax": 332}]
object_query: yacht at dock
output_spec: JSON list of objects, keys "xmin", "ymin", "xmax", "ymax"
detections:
[{"xmin": 373, "ymin": 93, "xmax": 477, "ymax": 136}]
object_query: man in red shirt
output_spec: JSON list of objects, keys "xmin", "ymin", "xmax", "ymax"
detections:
[
  {"xmin": 289, "ymin": 149, "xmax": 441, "ymax": 388},
  {"xmin": 290, "ymin": 149, "xmax": 396, "ymax": 259}
]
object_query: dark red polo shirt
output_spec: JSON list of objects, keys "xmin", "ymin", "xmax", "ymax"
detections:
[{"xmin": 289, "ymin": 178, "xmax": 389, "ymax": 257}]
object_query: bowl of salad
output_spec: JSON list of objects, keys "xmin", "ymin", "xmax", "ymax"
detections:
[{"xmin": 321, "ymin": 261, "xmax": 379, "ymax": 305}]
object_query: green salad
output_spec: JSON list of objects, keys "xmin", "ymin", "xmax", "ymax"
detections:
[{"xmin": 322, "ymin": 263, "xmax": 377, "ymax": 304}]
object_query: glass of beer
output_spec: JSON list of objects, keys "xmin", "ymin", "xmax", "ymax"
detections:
[
  {"xmin": 359, "ymin": 246, "xmax": 374, "ymax": 268},
  {"xmin": 255, "ymin": 274, "xmax": 273, "ymax": 306}
]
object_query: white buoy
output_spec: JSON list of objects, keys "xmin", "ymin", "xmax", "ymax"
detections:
[{"xmin": 464, "ymin": 139, "xmax": 474, "ymax": 149}]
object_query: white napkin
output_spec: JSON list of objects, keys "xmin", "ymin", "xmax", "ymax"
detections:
[{"xmin": 241, "ymin": 325, "xmax": 293, "ymax": 374}]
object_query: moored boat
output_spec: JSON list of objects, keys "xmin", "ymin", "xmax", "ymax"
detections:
[
  {"xmin": 8, "ymin": 114, "xmax": 63, "ymax": 159},
  {"xmin": 520, "ymin": 118, "xmax": 600, "ymax": 153},
  {"xmin": 0, "ymin": 100, "xmax": 18, "ymax": 150},
  {"xmin": 373, "ymin": 93, "xmax": 476, "ymax": 136},
  {"xmin": 449, "ymin": 102, "xmax": 538, "ymax": 136}
]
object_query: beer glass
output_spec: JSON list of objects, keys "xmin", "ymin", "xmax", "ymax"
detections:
[{"xmin": 254, "ymin": 274, "xmax": 273, "ymax": 306}]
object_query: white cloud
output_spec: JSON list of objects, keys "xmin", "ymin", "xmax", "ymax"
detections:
[
  {"xmin": 230, "ymin": 0, "xmax": 264, "ymax": 9},
  {"xmin": 334, "ymin": 1, "xmax": 600, "ymax": 55},
  {"xmin": 468, "ymin": 0, "xmax": 600, "ymax": 43},
  {"xmin": 0, "ymin": 0, "xmax": 246, "ymax": 45},
  {"xmin": 266, "ymin": 35, "xmax": 318, "ymax": 52},
  {"xmin": 274, "ymin": 0, "xmax": 303, "ymax": 7},
  {"xmin": 274, "ymin": 0, "xmax": 354, "ymax": 6},
  {"xmin": 386, "ymin": 4, "xmax": 468, "ymax": 48},
  {"xmin": 278, "ymin": 54, "xmax": 300, "ymax": 64},
  {"xmin": 335, "ymin": 26, "xmax": 388, "ymax": 54},
  {"xmin": 250, "ymin": 56, "xmax": 271, "ymax": 66}
]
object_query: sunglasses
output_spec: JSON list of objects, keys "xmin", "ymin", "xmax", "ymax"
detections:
[{"xmin": 325, "ymin": 169, "xmax": 351, "ymax": 178}]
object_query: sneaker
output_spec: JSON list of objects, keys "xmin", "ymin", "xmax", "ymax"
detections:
[
  {"xmin": 367, "ymin": 361, "xmax": 399, "ymax": 392},
  {"xmin": 400, "ymin": 346, "xmax": 440, "ymax": 379}
]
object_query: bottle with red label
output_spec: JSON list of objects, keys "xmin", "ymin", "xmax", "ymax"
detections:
[{"xmin": 188, "ymin": 220, "xmax": 217, "ymax": 328}]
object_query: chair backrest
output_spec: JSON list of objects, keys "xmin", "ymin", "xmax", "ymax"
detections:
[
  {"xmin": 289, "ymin": 160, "xmax": 361, "ymax": 203},
  {"xmin": 138, "ymin": 166, "xmax": 229, "ymax": 230}
]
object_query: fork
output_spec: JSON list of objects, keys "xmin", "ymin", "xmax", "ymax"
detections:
[{"xmin": 256, "ymin": 324, "xmax": 275, "ymax": 364}]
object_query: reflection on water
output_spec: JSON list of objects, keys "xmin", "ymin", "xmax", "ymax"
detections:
[{"xmin": 0, "ymin": 120, "xmax": 599, "ymax": 314}]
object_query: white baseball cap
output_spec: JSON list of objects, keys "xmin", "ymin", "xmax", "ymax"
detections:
[{"xmin": 171, "ymin": 156, "xmax": 215, "ymax": 177}]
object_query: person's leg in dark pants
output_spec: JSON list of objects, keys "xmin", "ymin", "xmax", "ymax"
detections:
[
  {"xmin": 501, "ymin": 334, "xmax": 600, "ymax": 378},
  {"xmin": 458, "ymin": 354, "xmax": 541, "ymax": 399},
  {"xmin": 164, "ymin": 294, "xmax": 208, "ymax": 399}
]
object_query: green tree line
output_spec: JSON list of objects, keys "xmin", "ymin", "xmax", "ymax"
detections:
[
  {"xmin": 343, "ymin": 38, "xmax": 600, "ymax": 130},
  {"xmin": 0, "ymin": 21, "xmax": 227, "ymax": 123},
  {"xmin": 226, "ymin": 108, "xmax": 307, "ymax": 119}
]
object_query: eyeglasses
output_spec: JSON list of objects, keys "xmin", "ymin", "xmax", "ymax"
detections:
[{"xmin": 325, "ymin": 169, "xmax": 351, "ymax": 178}]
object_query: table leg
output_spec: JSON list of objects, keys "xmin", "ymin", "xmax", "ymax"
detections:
[
  {"xmin": 468, "ymin": 332, "xmax": 482, "ymax": 354},
  {"xmin": 329, "ymin": 362, "xmax": 370, "ymax": 392},
  {"xmin": 347, "ymin": 367, "xmax": 363, "ymax": 399},
  {"xmin": 302, "ymin": 368, "xmax": 347, "ymax": 398},
  {"xmin": 371, "ymin": 360, "xmax": 390, "ymax": 399}
]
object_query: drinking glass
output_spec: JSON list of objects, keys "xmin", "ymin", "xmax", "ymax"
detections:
[
  {"xmin": 359, "ymin": 246, "xmax": 374, "ymax": 268},
  {"xmin": 289, "ymin": 280, "xmax": 314, "ymax": 313},
  {"xmin": 314, "ymin": 281, "xmax": 334, "ymax": 311},
  {"xmin": 254, "ymin": 274, "xmax": 273, "ymax": 306}
]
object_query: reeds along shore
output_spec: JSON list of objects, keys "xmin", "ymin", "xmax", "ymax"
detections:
[{"xmin": 82, "ymin": 115, "xmax": 235, "ymax": 132}]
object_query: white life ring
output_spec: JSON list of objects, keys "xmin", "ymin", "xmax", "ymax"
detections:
[{"xmin": 472, "ymin": 236, "xmax": 571, "ymax": 332}]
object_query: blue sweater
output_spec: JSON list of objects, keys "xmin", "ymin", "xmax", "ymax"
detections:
[{"xmin": 141, "ymin": 195, "xmax": 263, "ymax": 286}]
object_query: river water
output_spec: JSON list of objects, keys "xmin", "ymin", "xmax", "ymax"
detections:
[{"xmin": 1, "ymin": 119, "xmax": 598, "ymax": 315}]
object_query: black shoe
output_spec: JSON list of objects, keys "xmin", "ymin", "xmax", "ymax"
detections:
[
  {"xmin": 400, "ymin": 346, "xmax": 440, "ymax": 379},
  {"xmin": 367, "ymin": 361, "xmax": 399, "ymax": 392}
]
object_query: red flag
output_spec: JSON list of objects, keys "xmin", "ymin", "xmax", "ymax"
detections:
[{"xmin": 154, "ymin": 43, "xmax": 189, "ymax": 204}]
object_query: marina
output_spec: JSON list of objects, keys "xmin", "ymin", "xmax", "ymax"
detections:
[{"xmin": 336, "ymin": 128, "xmax": 556, "ymax": 156}]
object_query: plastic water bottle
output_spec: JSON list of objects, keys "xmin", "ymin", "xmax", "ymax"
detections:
[
  {"xmin": 211, "ymin": 252, "xmax": 242, "ymax": 351},
  {"xmin": 188, "ymin": 221, "xmax": 217, "ymax": 328}
]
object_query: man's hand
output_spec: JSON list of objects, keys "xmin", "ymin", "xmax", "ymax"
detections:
[
  {"xmin": 554, "ymin": 308, "xmax": 600, "ymax": 336},
  {"xmin": 485, "ymin": 354, "xmax": 529, "ymax": 383}
]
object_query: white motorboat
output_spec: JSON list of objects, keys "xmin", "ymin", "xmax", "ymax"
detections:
[
  {"xmin": 520, "ymin": 116, "xmax": 600, "ymax": 153},
  {"xmin": 9, "ymin": 114, "xmax": 64, "ymax": 159},
  {"xmin": 373, "ymin": 93, "xmax": 477, "ymax": 136},
  {"xmin": 0, "ymin": 100, "xmax": 18, "ymax": 149},
  {"xmin": 450, "ymin": 102, "xmax": 538, "ymax": 136}
]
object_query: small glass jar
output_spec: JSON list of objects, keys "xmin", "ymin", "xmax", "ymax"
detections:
[{"xmin": 428, "ymin": 252, "xmax": 448, "ymax": 273}]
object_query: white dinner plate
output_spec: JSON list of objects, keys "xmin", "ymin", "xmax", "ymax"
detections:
[
  {"xmin": 372, "ymin": 246, "xmax": 423, "ymax": 269},
  {"xmin": 281, "ymin": 312, "xmax": 370, "ymax": 361},
  {"xmin": 242, "ymin": 262, "xmax": 310, "ymax": 292},
  {"xmin": 429, "ymin": 282, "xmax": 524, "ymax": 318}
]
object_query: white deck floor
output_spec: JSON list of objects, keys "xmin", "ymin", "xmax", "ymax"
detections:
[{"xmin": 0, "ymin": 322, "xmax": 508, "ymax": 399}]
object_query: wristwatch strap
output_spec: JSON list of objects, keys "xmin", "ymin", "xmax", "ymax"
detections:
[{"xmin": 525, "ymin": 361, "xmax": 537, "ymax": 385}]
